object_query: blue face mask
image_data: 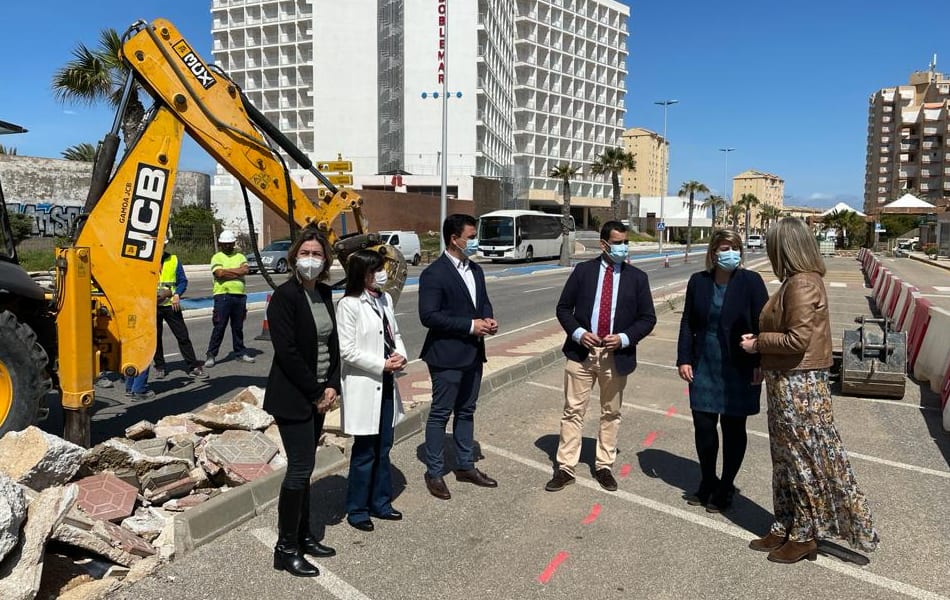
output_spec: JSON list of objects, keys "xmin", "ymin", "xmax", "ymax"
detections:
[
  {"xmin": 456, "ymin": 238, "xmax": 478, "ymax": 257},
  {"xmin": 606, "ymin": 243, "xmax": 628, "ymax": 264},
  {"xmin": 716, "ymin": 249, "xmax": 742, "ymax": 271}
]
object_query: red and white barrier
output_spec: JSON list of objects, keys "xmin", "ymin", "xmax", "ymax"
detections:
[
  {"xmin": 894, "ymin": 286, "xmax": 920, "ymax": 332},
  {"xmin": 907, "ymin": 296, "xmax": 934, "ymax": 372},
  {"xmin": 882, "ymin": 276, "xmax": 903, "ymax": 320},
  {"xmin": 868, "ymin": 260, "xmax": 884, "ymax": 288},
  {"xmin": 912, "ymin": 306, "xmax": 950, "ymax": 395},
  {"xmin": 873, "ymin": 270, "xmax": 893, "ymax": 309}
]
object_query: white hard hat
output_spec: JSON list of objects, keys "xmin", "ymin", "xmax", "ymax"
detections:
[{"xmin": 218, "ymin": 230, "xmax": 237, "ymax": 244}]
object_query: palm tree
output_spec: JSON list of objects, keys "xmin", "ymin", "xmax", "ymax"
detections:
[
  {"xmin": 62, "ymin": 143, "xmax": 97, "ymax": 162},
  {"xmin": 758, "ymin": 204, "xmax": 782, "ymax": 233},
  {"xmin": 51, "ymin": 28, "xmax": 145, "ymax": 144},
  {"xmin": 549, "ymin": 164, "xmax": 580, "ymax": 266},
  {"xmin": 701, "ymin": 194, "xmax": 727, "ymax": 228},
  {"xmin": 726, "ymin": 203, "xmax": 743, "ymax": 232},
  {"xmin": 678, "ymin": 180, "xmax": 709, "ymax": 262},
  {"xmin": 735, "ymin": 193, "xmax": 760, "ymax": 241},
  {"xmin": 590, "ymin": 147, "xmax": 635, "ymax": 220},
  {"xmin": 0, "ymin": 145, "xmax": 16, "ymax": 155}
]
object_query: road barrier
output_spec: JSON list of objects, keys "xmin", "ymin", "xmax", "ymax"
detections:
[
  {"xmin": 873, "ymin": 270, "xmax": 893, "ymax": 310},
  {"xmin": 254, "ymin": 293, "xmax": 272, "ymax": 341},
  {"xmin": 894, "ymin": 286, "xmax": 920, "ymax": 332},
  {"xmin": 912, "ymin": 306, "xmax": 950, "ymax": 396},
  {"xmin": 882, "ymin": 276, "xmax": 903, "ymax": 320},
  {"xmin": 907, "ymin": 296, "xmax": 934, "ymax": 373}
]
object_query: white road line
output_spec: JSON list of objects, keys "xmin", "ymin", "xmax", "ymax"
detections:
[
  {"xmin": 481, "ymin": 442, "xmax": 950, "ymax": 600},
  {"xmin": 527, "ymin": 381, "xmax": 950, "ymax": 480},
  {"xmin": 523, "ymin": 286, "xmax": 557, "ymax": 293},
  {"xmin": 829, "ymin": 282, "xmax": 847, "ymax": 288},
  {"xmin": 934, "ymin": 286, "xmax": 950, "ymax": 293},
  {"xmin": 251, "ymin": 528, "xmax": 375, "ymax": 600}
]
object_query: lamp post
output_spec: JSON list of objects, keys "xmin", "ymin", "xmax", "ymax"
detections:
[
  {"xmin": 718, "ymin": 147, "xmax": 735, "ymax": 227},
  {"xmin": 654, "ymin": 99, "xmax": 678, "ymax": 254}
]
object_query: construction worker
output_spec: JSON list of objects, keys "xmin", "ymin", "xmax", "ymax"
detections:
[
  {"xmin": 155, "ymin": 245, "xmax": 209, "ymax": 379},
  {"xmin": 205, "ymin": 230, "xmax": 255, "ymax": 367}
]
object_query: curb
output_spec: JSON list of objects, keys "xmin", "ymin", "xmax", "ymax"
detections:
[{"xmin": 907, "ymin": 253, "xmax": 950, "ymax": 273}]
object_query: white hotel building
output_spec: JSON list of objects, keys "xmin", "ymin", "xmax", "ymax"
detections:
[{"xmin": 209, "ymin": 0, "xmax": 629, "ymax": 229}]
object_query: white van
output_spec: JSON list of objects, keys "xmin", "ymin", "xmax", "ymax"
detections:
[{"xmin": 379, "ymin": 231, "xmax": 422, "ymax": 265}]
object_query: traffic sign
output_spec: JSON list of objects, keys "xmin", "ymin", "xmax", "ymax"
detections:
[
  {"xmin": 324, "ymin": 174, "xmax": 353, "ymax": 186},
  {"xmin": 656, "ymin": 222, "xmax": 665, "ymax": 231},
  {"xmin": 316, "ymin": 161, "xmax": 352, "ymax": 172}
]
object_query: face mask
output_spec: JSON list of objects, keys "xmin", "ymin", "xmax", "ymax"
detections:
[
  {"xmin": 374, "ymin": 270, "xmax": 389, "ymax": 288},
  {"xmin": 296, "ymin": 257, "xmax": 324, "ymax": 280},
  {"xmin": 605, "ymin": 243, "xmax": 628, "ymax": 264},
  {"xmin": 456, "ymin": 238, "xmax": 478, "ymax": 257},
  {"xmin": 716, "ymin": 249, "xmax": 742, "ymax": 271}
]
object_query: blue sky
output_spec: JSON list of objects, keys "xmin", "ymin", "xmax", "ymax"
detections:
[{"xmin": 2, "ymin": 1, "xmax": 948, "ymax": 209}]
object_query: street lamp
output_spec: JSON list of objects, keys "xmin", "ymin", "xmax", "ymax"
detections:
[
  {"xmin": 654, "ymin": 99, "xmax": 678, "ymax": 254},
  {"xmin": 719, "ymin": 147, "xmax": 735, "ymax": 227}
]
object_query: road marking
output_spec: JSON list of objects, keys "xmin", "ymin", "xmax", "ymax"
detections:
[
  {"xmin": 829, "ymin": 282, "xmax": 847, "ymax": 288},
  {"xmin": 934, "ymin": 286, "xmax": 950, "ymax": 293},
  {"xmin": 642, "ymin": 431, "xmax": 658, "ymax": 447},
  {"xmin": 527, "ymin": 382, "xmax": 950, "ymax": 480},
  {"xmin": 619, "ymin": 464, "xmax": 632, "ymax": 478},
  {"xmin": 665, "ymin": 406, "xmax": 678, "ymax": 416},
  {"xmin": 523, "ymin": 286, "xmax": 557, "ymax": 293},
  {"xmin": 482, "ymin": 443, "xmax": 950, "ymax": 600},
  {"xmin": 581, "ymin": 503, "xmax": 602, "ymax": 525},
  {"xmin": 537, "ymin": 551, "xmax": 569, "ymax": 584},
  {"xmin": 251, "ymin": 528, "xmax": 375, "ymax": 600}
]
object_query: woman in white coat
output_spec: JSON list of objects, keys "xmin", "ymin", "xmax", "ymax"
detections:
[{"xmin": 337, "ymin": 249, "xmax": 408, "ymax": 531}]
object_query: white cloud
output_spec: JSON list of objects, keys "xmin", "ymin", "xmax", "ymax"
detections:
[
  {"xmin": 808, "ymin": 192, "xmax": 833, "ymax": 201},
  {"xmin": 63, "ymin": 110, "xmax": 76, "ymax": 115}
]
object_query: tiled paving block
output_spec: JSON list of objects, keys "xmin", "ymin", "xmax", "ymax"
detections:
[
  {"xmin": 98, "ymin": 520, "xmax": 156, "ymax": 557},
  {"xmin": 225, "ymin": 463, "xmax": 274, "ymax": 484},
  {"xmin": 133, "ymin": 438, "xmax": 167, "ymax": 458},
  {"xmin": 204, "ymin": 430, "xmax": 278, "ymax": 466},
  {"xmin": 140, "ymin": 463, "xmax": 191, "ymax": 492},
  {"xmin": 75, "ymin": 473, "xmax": 138, "ymax": 522}
]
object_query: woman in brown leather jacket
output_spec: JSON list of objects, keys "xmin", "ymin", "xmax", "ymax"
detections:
[{"xmin": 739, "ymin": 217, "xmax": 879, "ymax": 564}]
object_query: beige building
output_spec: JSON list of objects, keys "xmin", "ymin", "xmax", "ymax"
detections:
[
  {"xmin": 865, "ymin": 68, "xmax": 950, "ymax": 214},
  {"xmin": 732, "ymin": 169, "xmax": 784, "ymax": 232},
  {"xmin": 619, "ymin": 127, "xmax": 667, "ymax": 197}
]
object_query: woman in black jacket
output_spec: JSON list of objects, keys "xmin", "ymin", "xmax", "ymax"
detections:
[
  {"xmin": 676, "ymin": 229, "xmax": 768, "ymax": 512},
  {"xmin": 263, "ymin": 227, "xmax": 340, "ymax": 577}
]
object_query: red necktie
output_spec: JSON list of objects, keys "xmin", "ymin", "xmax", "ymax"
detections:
[{"xmin": 596, "ymin": 264, "xmax": 613, "ymax": 338}]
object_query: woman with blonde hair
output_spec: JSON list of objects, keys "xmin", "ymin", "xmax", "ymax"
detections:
[
  {"xmin": 677, "ymin": 229, "xmax": 768, "ymax": 512},
  {"xmin": 740, "ymin": 217, "xmax": 878, "ymax": 563}
]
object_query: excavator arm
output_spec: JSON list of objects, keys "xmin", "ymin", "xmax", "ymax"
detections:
[{"xmin": 56, "ymin": 18, "xmax": 405, "ymax": 445}]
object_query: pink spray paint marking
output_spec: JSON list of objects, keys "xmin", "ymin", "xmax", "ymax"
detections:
[
  {"xmin": 618, "ymin": 464, "xmax": 632, "ymax": 478},
  {"xmin": 581, "ymin": 503, "xmax": 602, "ymax": 525},
  {"xmin": 665, "ymin": 406, "xmax": 677, "ymax": 417},
  {"xmin": 537, "ymin": 551, "xmax": 570, "ymax": 584},
  {"xmin": 642, "ymin": 431, "xmax": 658, "ymax": 447}
]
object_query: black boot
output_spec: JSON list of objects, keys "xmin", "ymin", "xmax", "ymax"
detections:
[
  {"xmin": 706, "ymin": 482, "xmax": 737, "ymax": 514},
  {"xmin": 299, "ymin": 487, "xmax": 336, "ymax": 557},
  {"xmin": 273, "ymin": 487, "xmax": 320, "ymax": 577}
]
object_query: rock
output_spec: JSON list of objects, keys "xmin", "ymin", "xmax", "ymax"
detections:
[
  {"xmin": 81, "ymin": 439, "xmax": 191, "ymax": 480},
  {"xmin": 0, "ymin": 474, "xmax": 27, "ymax": 563},
  {"xmin": 132, "ymin": 438, "xmax": 166, "ymax": 458},
  {"xmin": 162, "ymin": 493, "xmax": 210, "ymax": 512},
  {"xmin": 53, "ymin": 510, "xmax": 141, "ymax": 568},
  {"xmin": 320, "ymin": 432, "xmax": 349, "ymax": 455},
  {"xmin": 229, "ymin": 385, "xmax": 265, "ymax": 407},
  {"xmin": 0, "ymin": 426, "xmax": 85, "ymax": 490},
  {"xmin": 152, "ymin": 414, "xmax": 211, "ymax": 439},
  {"xmin": 0, "ymin": 484, "xmax": 77, "ymax": 600},
  {"xmin": 74, "ymin": 472, "xmax": 138, "ymax": 522},
  {"xmin": 164, "ymin": 438, "xmax": 195, "ymax": 467},
  {"xmin": 56, "ymin": 577, "xmax": 122, "ymax": 600},
  {"xmin": 124, "ymin": 555, "xmax": 162, "ymax": 584},
  {"xmin": 143, "ymin": 476, "xmax": 197, "ymax": 505},
  {"xmin": 139, "ymin": 463, "xmax": 191, "ymax": 492},
  {"xmin": 263, "ymin": 424, "xmax": 286, "ymax": 456},
  {"xmin": 188, "ymin": 466, "xmax": 211, "ymax": 490},
  {"xmin": 121, "ymin": 507, "xmax": 169, "ymax": 542},
  {"xmin": 113, "ymin": 467, "xmax": 140, "ymax": 490},
  {"xmin": 123, "ymin": 420, "xmax": 155, "ymax": 440},
  {"xmin": 322, "ymin": 406, "xmax": 342, "ymax": 432},
  {"xmin": 191, "ymin": 400, "xmax": 274, "ymax": 431}
]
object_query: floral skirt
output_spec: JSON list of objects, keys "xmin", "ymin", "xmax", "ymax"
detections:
[{"xmin": 764, "ymin": 369, "xmax": 880, "ymax": 552}]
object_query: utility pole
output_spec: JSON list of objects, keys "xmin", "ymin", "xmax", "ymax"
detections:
[
  {"xmin": 719, "ymin": 147, "xmax": 735, "ymax": 227},
  {"xmin": 654, "ymin": 99, "xmax": 678, "ymax": 254}
]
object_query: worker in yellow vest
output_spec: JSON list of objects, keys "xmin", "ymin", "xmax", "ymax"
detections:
[
  {"xmin": 205, "ymin": 230, "xmax": 255, "ymax": 367},
  {"xmin": 155, "ymin": 247, "xmax": 209, "ymax": 379}
]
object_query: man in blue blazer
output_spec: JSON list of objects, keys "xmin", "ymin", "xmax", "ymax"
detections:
[
  {"xmin": 419, "ymin": 214, "xmax": 499, "ymax": 500},
  {"xmin": 546, "ymin": 221, "xmax": 657, "ymax": 493}
]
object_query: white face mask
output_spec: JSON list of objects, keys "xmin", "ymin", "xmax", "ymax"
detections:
[
  {"xmin": 374, "ymin": 270, "xmax": 389, "ymax": 288},
  {"xmin": 296, "ymin": 257, "xmax": 324, "ymax": 280}
]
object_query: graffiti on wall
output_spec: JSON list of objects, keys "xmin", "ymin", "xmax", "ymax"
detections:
[{"xmin": 9, "ymin": 203, "xmax": 82, "ymax": 237}]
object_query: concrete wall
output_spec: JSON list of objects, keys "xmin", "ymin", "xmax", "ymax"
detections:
[{"xmin": 0, "ymin": 154, "xmax": 210, "ymax": 237}]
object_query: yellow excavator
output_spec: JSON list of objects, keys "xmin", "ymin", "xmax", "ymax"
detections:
[{"xmin": 0, "ymin": 18, "xmax": 406, "ymax": 446}]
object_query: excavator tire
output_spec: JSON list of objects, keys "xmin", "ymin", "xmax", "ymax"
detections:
[{"xmin": 0, "ymin": 310, "xmax": 52, "ymax": 438}]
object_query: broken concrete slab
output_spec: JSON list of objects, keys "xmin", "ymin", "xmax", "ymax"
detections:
[
  {"xmin": 81, "ymin": 439, "xmax": 191, "ymax": 480},
  {"xmin": 139, "ymin": 464, "xmax": 190, "ymax": 493},
  {"xmin": 131, "ymin": 438, "xmax": 166, "ymax": 458},
  {"xmin": 56, "ymin": 576, "xmax": 122, "ymax": 600},
  {"xmin": 204, "ymin": 430, "xmax": 278, "ymax": 467},
  {"xmin": 123, "ymin": 420, "xmax": 155, "ymax": 441},
  {"xmin": 164, "ymin": 438, "xmax": 195, "ymax": 467},
  {"xmin": 74, "ymin": 473, "xmax": 138, "ymax": 522},
  {"xmin": 120, "ymin": 507, "xmax": 169, "ymax": 543},
  {"xmin": 0, "ymin": 426, "xmax": 85, "ymax": 490},
  {"xmin": 162, "ymin": 493, "xmax": 211, "ymax": 512},
  {"xmin": 143, "ymin": 477, "xmax": 196, "ymax": 505},
  {"xmin": 191, "ymin": 400, "xmax": 274, "ymax": 431},
  {"xmin": 228, "ymin": 385, "xmax": 265, "ymax": 408},
  {"xmin": 0, "ymin": 474, "xmax": 27, "ymax": 563},
  {"xmin": 152, "ymin": 414, "xmax": 211, "ymax": 439},
  {"xmin": 223, "ymin": 463, "xmax": 274, "ymax": 486}
]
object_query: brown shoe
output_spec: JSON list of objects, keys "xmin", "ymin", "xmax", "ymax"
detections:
[
  {"xmin": 749, "ymin": 532, "xmax": 787, "ymax": 552},
  {"xmin": 767, "ymin": 539, "xmax": 818, "ymax": 564},
  {"xmin": 424, "ymin": 474, "xmax": 451, "ymax": 500},
  {"xmin": 453, "ymin": 468, "xmax": 498, "ymax": 488}
]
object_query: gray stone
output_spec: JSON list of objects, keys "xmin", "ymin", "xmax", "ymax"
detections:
[
  {"xmin": 52, "ymin": 522, "xmax": 140, "ymax": 568},
  {"xmin": 188, "ymin": 466, "xmax": 211, "ymax": 490},
  {"xmin": 191, "ymin": 400, "xmax": 274, "ymax": 431},
  {"xmin": 143, "ymin": 477, "xmax": 197, "ymax": 505},
  {"xmin": 81, "ymin": 439, "xmax": 191, "ymax": 480},
  {"xmin": 124, "ymin": 420, "xmax": 155, "ymax": 440},
  {"xmin": 0, "ymin": 484, "xmax": 77, "ymax": 600},
  {"xmin": 204, "ymin": 430, "xmax": 278, "ymax": 467},
  {"xmin": 0, "ymin": 426, "xmax": 85, "ymax": 490},
  {"xmin": 0, "ymin": 474, "xmax": 27, "ymax": 563},
  {"xmin": 164, "ymin": 438, "xmax": 195, "ymax": 466},
  {"xmin": 139, "ymin": 463, "xmax": 191, "ymax": 492},
  {"xmin": 228, "ymin": 385, "xmax": 265, "ymax": 408},
  {"xmin": 152, "ymin": 414, "xmax": 211, "ymax": 439},
  {"xmin": 263, "ymin": 424, "xmax": 286, "ymax": 456},
  {"xmin": 113, "ymin": 467, "xmax": 140, "ymax": 490},
  {"xmin": 56, "ymin": 576, "xmax": 122, "ymax": 600},
  {"xmin": 124, "ymin": 555, "xmax": 162, "ymax": 584},
  {"xmin": 132, "ymin": 437, "xmax": 167, "ymax": 458},
  {"xmin": 120, "ymin": 507, "xmax": 169, "ymax": 542}
]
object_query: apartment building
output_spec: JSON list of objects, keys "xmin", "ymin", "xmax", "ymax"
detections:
[
  {"xmin": 732, "ymin": 169, "xmax": 784, "ymax": 232},
  {"xmin": 619, "ymin": 127, "xmax": 666, "ymax": 197},
  {"xmin": 865, "ymin": 68, "xmax": 950, "ymax": 214},
  {"xmin": 208, "ymin": 0, "xmax": 629, "ymax": 230}
]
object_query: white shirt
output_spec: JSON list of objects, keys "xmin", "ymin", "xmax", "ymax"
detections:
[
  {"xmin": 445, "ymin": 251, "xmax": 477, "ymax": 306},
  {"xmin": 571, "ymin": 258, "xmax": 630, "ymax": 348}
]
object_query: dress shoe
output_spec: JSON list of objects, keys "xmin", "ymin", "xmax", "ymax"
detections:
[
  {"xmin": 767, "ymin": 539, "xmax": 818, "ymax": 564},
  {"xmin": 371, "ymin": 509, "xmax": 403, "ymax": 521},
  {"xmin": 347, "ymin": 519, "xmax": 374, "ymax": 532},
  {"xmin": 544, "ymin": 469, "xmax": 575, "ymax": 492},
  {"xmin": 594, "ymin": 468, "xmax": 618, "ymax": 491},
  {"xmin": 705, "ymin": 484, "xmax": 736, "ymax": 514},
  {"xmin": 424, "ymin": 474, "xmax": 451, "ymax": 500},
  {"xmin": 749, "ymin": 532, "xmax": 787, "ymax": 553},
  {"xmin": 300, "ymin": 535, "xmax": 336, "ymax": 557},
  {"xmin": 453, "ymin": 468, "xmax": 498, "ymax": 488}
]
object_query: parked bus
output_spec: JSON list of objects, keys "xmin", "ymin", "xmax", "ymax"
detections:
[{"xmin": 477, "ymin": 210, "xmax": 576, "ymax": 262}]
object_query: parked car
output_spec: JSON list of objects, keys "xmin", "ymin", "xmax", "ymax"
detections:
[
  {"xmin": 896, "ymin": 237, "xmax": 919, "ymax": 251},
  {"xmin": 746, "ymin": 234, "xmax": 764, "ymax": 250},
  {"xmin": 379, "ymin": 230, "xmax": 422, "ymax": 265},
  {"xmin": 246, "ymin": 239, "xmax": 292, "ymax": 273}
]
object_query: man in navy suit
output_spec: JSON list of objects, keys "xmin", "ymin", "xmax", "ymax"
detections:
[
  {"xmin": 419, "ymin": 214, "xmax": 499, "ymax": 500},
  {"xmin": 546, "ymin": 221, "xmax": 657, "ymax": 492}
]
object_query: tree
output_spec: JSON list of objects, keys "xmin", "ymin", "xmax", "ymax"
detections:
[
  {"xmin": 701, "ymin": 194, "xmax": 727, "ymax": 227},
  {"xmin": 758, "ymin": 204, "xmax": 782, "ymax": 233},
  {"xmin": 8, "ymin": 213, "xmax": 34, "ymax": 245},
  {"xmin": 62, "ymin": 143, "xmax": 97, "ymax": 162},
  {"xmin": 549, "ymin": 164, "xmax": 580, "ymax": 267},
  {"xmin": 726, "ymin": 203, "xmax": 743, "ymax": 232},
  {"xmin": 735, "ymin": 193, "xmax": 760, "ymax": 240},
  {"xmin": 0, "ymin": 145, "xmax": 16, "ymax": 155},
  {"xmin": 590, "ymin": 147, "xmax": 635, "ymax": 221},
  {"xmin": 678, "ymin": 180, "xmax": 709, "ymax": 262},
  {"xmin": 824, "ymin": 209, "xmax": 866, "ymax": 249},
  {"xmin": 51, "ymin": 28, "xmax": 146, "ymax": 144}
]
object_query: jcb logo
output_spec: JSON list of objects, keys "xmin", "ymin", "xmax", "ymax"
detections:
[
  {"xmin": 172, "ymin": 40, "xmax": 217, "ymax": 89},
  {"xmin": 121, "ymin": 165, "xmax": 168, "ymax": 261}
]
